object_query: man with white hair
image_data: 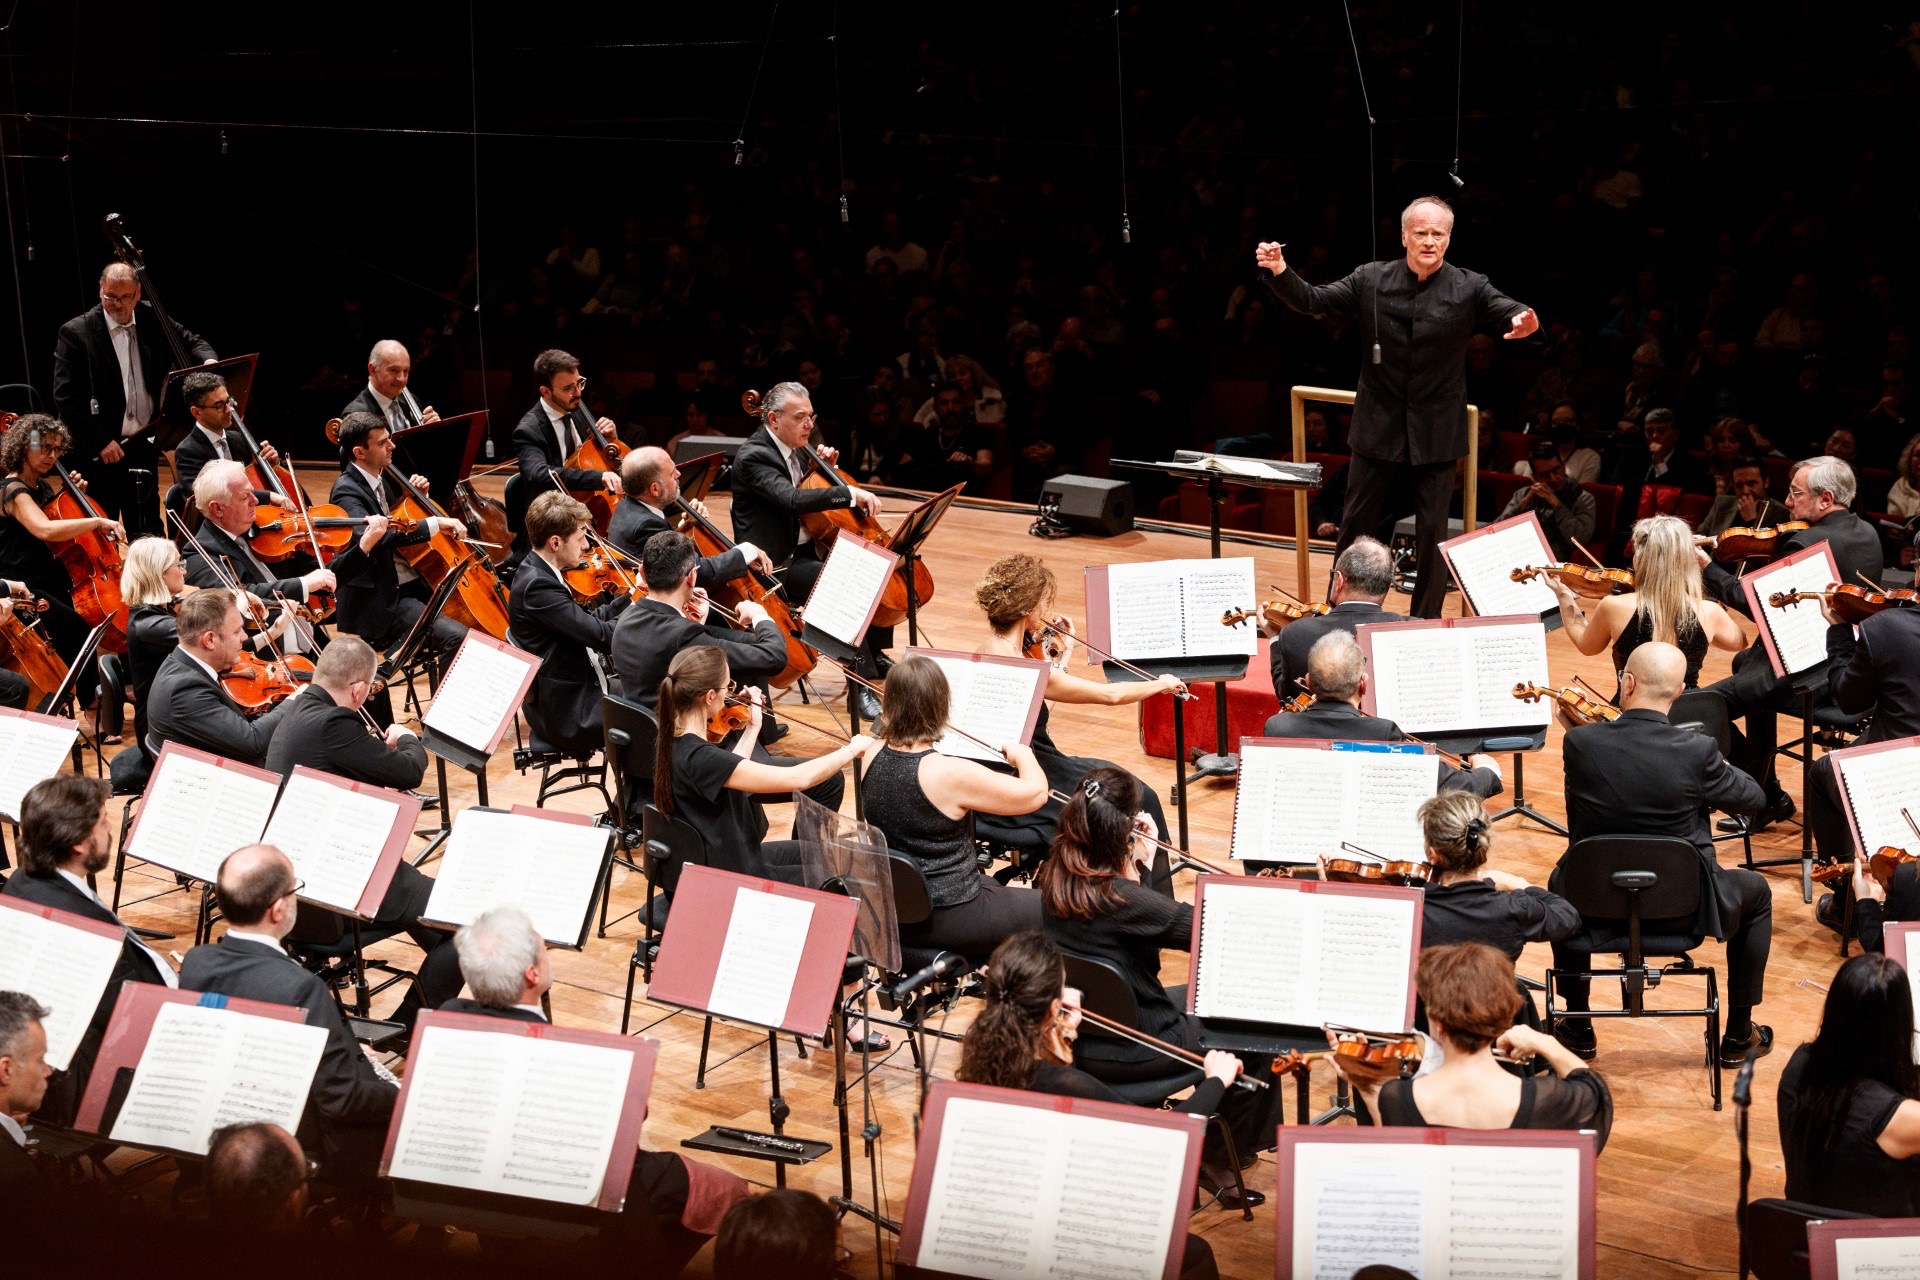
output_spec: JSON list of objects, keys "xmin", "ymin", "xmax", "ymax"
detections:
[
  {"xmin": 1255, "ymin": 197, "xmax": 1539, "ymax": 617},
  {"xmin": 340, "ymin": 338, "xmax": 441, "ymax": 428},
  {"xmin": 181, "ymin": 460, "xmax": 336, "ymax": 623}
]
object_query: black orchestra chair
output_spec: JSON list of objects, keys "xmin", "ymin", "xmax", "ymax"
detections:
[
  {"xmin": 876, "ymin": 850, "xmax": 975, "ymax": 1072},
  {"xmin": 973, "ymin": 813, "xmax": 1053, "ymax": 884},
  {"xmin": 283, "ymin": 903, "xmax": 416, "ymax": 1021},
  {"xmin": 600, "ymin": 694, "xmax": 662, "ymax": 939},
  {"xmin": 504, "ymin": 629, "xmax": 612, "ymax": 813},
  {"xmin": 1544, "ymin": 835, "xmax": 1723, "ymax": 1108},
  {"xmin": 621, "ymin": 802, "xmax": 704, "ymax": 1032},
  {"xmin": 1744, "ymin": 1198, "xmax": 1872, "ymax": 1280},
  {"xmin": 1057, "ymin": 947, "xmax": 1255, "ymax": 1221}
]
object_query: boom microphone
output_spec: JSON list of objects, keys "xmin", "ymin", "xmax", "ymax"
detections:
[{"xmin": 888, "ymin": 952, "xmax": 968, "ymax": 1005}]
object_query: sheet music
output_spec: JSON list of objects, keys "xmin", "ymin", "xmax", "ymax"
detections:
[
  {"xmin": 1194, "ymin": 883, "xmax": 1416, "ymax": 1030},
  {"xmin": 1290, "ymin": 1139, "xmax": 1584, "ymax": 1279},
  {"xmin": 0, "ymin": 905, "xmax": 124, "ymax": 1071},
  {"xmin": 423, "ymin": 637, "xmax": 535, "ymax": 752},
  {"xmin": 1835, "ymin": 1235, "xmax": 1920, "ymax": 1279},
  {"xmin": 1835, "ymin": 744, "xmax": 1920, "ymax": 858},
  {"xmin": 920, "ymin": 652, "xmax": 1046, "ymax": 763},
  {"xmin": 261, "ymin": 773, "xmax": 404, "ymax": 915},
  {"xmin": 1231, "ymin": 745, "xmax": 1433, "ymax": 863},
  {"xmin": 128, "ymin": 753, "xmax": 281, "ymax": 882},
  {"xmin": 706, "ymin": 887, "xmax": 815, "ymax": 1027},
  {"xmin": 387, "ymin": 1025, "xmax": 634, "ymax": 1208},
  {"xmin": 803, "ymin": 535, "xmax": 894, "ymax": 645},
  {"xmin": 0, "ymin": 714, "xmax": 77, "ymax": 820},
  {"xmin": 917, "ymin": 1095, "xmax": 1189, "ymax": 1280},
  {"xmin": 1366, "ymin": 621, "xmax": 1552, "ymax": 735},
  {"xmin": 1754, "ymin": 553, "xmax": 1837, "ymax": 676},
  {"xmin": 109, "ymin": 1001, "xmax": 325, "ymax": 1155},
  {"xmin": 1442, "ymin": 516, "xmax": 1560, "ymax": 618},
  {"xmin": 1103, "ymin": 557, "xmax": 1257, "ymax": 659},
  {"xmin": 424, "ymin": 809, "xmax": 609, "ymax": 944}
]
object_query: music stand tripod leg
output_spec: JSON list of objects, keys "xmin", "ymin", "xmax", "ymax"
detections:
[
  {"xmin": 830, "ymin": 978, "xmax": 901, "ymax": 1235},
  {"xmin": 1487, "ymin": 751, "xmax": 1570, "ymax": 837},
  {"xmin": 767, "ymin": 1033, "xmax": 790, "ymax": 1190}
]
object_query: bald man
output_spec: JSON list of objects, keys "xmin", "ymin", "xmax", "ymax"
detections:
[
  {"xmin": 52, "ymin": 261, "xmax": 218, "ymax": 521},
  {"xmin": 1550, "ymin": 642, "xmax": 1773, "ymax": 1067},
  {"xmin": 608, "ymin": 446, "xmax": 771, "ymax": 591},
  {"xmin": 339, "ymin": 339, "xmax": 440, "ymax": 430}
]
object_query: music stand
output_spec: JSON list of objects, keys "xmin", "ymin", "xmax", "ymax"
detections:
[
  {"xmin": 675, "ymin": 452, "xmax": 726, "ymax": 505},
  {"xmin": 884, "ymin": 483, "xmax": 963, "ymax": 648},
  {"xmin": 389, "ymin": 558, "xmax": 474, "ymax": 860},
  {"xmin": 46, "ymin": 620, "xmax": 109, "ymax": 775},
  {"xmin": 1103, "ymin": 656, "xmax": 1249, "ymax": 854},
  {"xmin": 391, "ymin": 410, "xmax": 492, "ymax": 500},
  {"xmin": 151, "ymin": 353, "xmax": 257, "ymax": 454}
]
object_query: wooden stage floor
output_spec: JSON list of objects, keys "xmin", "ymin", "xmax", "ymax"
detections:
[{"xmin": 99, "ymin": 493, "xmax": 1822, "ymax": 1278}]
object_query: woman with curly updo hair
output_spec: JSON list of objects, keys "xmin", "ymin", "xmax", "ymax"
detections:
[{"xmin": 971, "ymin": 552, "xmax": 1180, "ymax": 843}]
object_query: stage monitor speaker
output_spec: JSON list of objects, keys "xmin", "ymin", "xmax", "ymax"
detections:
[
  {"xmin": 1041, "ymin": 475, "xmax": 1133, "ymax": 536},
  {"xmin": 673, "ymin": 434, "xmax": 747, "ymax": 464}
]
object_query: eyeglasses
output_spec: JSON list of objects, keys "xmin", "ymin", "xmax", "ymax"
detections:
[
  {"xmin": 202, "ymin": 397, "xmax": 234, "ymax": 412},
  {"xmin": 281, "ymin": 879, "xmax": 306, "ymax": 901},
  {"xmin": 100, "ymin": 291, "xmax": 139, "ymax": 305}
]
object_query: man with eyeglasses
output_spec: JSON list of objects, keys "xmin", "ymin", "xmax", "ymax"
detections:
[
  {"xmin": 181, "ymin": 844, "xmax": 398, "ymax": 1183},
  {"xmin": 173, "ymin": 369, "xmax": 280, "ymax": 499},
  {"xmin": 511, "ymin": 348, "xmax": 622, "ymax": 529},
  {"xmin": 52, "ymin": 261, "xmax": 218, "ymax": 524}
]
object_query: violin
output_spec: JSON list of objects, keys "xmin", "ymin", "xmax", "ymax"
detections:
[
  {"xmin": 1271, "ymin": 1025, "xmax": 1425, "ymax": 1076},
  {"xmin": 227, "ymin": 401, "xmax": 313, "ymax": 521},
  {"xmin": 219, "ymin": 652, "xmax": 314, "ymax": 710},
  {"xmin": 1812, "ymin": 847, "xmax": 1920, "ymax": 888},
  {"xmin": 742, "ymin": 387, "xmax": 934, "ymax": 628},
  {"xmin": 1278, "ymin": 690, "xmax": 1315, "ymax": 714},
  {"xmin": 250, "ymin": 502, "xmax": 414, "ymax": 561},
  {"xmin": 667, "ymin": 491, "xmax": 817, "ymax": 689},
  {"xmin": 1698, "ymin": 522, "xmax": 1809, "ymax": 564},
  {"xmin": 1314, "ymin": 856, "xmax": 1432, "ymax": 887},
  {"xmin": 1511, "ymin": 563, "xmax": 1635, "ymax": 598},
  {"xmin": 1023, "ymin": 619, "xmax": 1072, "ymax": 665},
  {"xmin": 1512, "ymin": 681, "xmax": 1621, "ymax": 728},
  {"xmin": 1222, "ymin": 599, "xmax": 1332, "ymax": 630},
  {"xmin": 1770, "ymin": 584, "xmax": 1920, "ymax": 626},
  {"xmin": 0, "ymin": 598, "xmax": 66, "ymax": 710},
  {"xmin": 562, "ymin": 545, "xmax": 646, "ymax": 605},
  {"xmin": 44, "ymin": 458, "xmax": 129, "ymax": 654},
  {"xmin": 706, "ymin": 693, "xmax": 757, "ymax": 743}
]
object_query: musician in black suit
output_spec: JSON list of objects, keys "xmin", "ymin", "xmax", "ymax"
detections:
[
  {"xmin": 1552, "ymin": 642, "xmax": 1774, "ymax": 1065},
  {"xmin": 442, "ymin": 907, "xmax": 748, "ymax": 1275},
  {"xmin": 50, "ymin": 262, "xmax": 217, "ymax": 521},
  {"xmin": 338, "ymin": 339, "xmax": 442, "ymax": 431},
  {"xmin": 1268, "ymin": 536, "xmax": 1403, "ymax": 707},
  {"xmin": 610, "ymin": 531, "xmax": 843, "ymax": 811},
  {"xmin": 609, "ymin": 446, "xmax": 767, "ymax": 590},
  {"xmin": 0, "ymin": 991, "xmax": 54, "ymax": 1215},
  {"xmin": 146, "ymin": 589, "xmax": 303, "ymax": 765},
  {"xmin": 261, "ymin": 636, "xmax": 460, "ymax": 1024},
  {"xmin": 1701, "ymin": 455, "xmax": 1886, "ymax": 829},
  {"xmin": 182, "ymin": 461, "xmax": 334, "ymax": 629},
  {"xmin": 180, "ymin": 845, "xmax": 398, "ymax": 1179},
  {"xmin": 730, "ymin": 380, "xmax": 890, "ymax": 715},
  {"xmin": 1260, "ymin": 631, "xmax": 1503, "ymax": 798},
  {"xmin": 509, "ymin": 492, "xmax": 631, "ymax": 750},
  {"xmin": 0, "ymin": 776, "xmax": 174, "ymax": 1125},
  {"xmin": 326, "ymin": 411, "xmax": 468, "ymax": 666},
  {"xmin": 172, "ymin": 370, "xmax": 280, "ymax": 500},
  {"xmin": 512, "ymin": 348, "xmax": 621, "ymax": 522}
]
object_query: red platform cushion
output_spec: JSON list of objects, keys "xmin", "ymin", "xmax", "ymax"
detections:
[{"xmin": 1137, "ymin": 638, "xmax": 1283, "ymax": 760}]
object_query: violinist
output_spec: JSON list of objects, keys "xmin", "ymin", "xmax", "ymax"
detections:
[
  {"xmin": 608, "ymin": 446, "xmax": 770, "ymax": 589},
  {"xmin": 340, "ymin": 340, "xmax": 440, "ymax": 429},
  {"xmin": 1546, "ymin": 515, "xmax": 1744, "ymax": 696},
  {"xmin": 1268, "ymin": 536, "xmax": 1402, "ymax": 708},
  {"xmin": 730, "ymin": 381, "xmax": 889, "ymax": 717},
  {"xmin": 1037, "ymin": 766, "xmax": 1282, "ymax": 1172},
  {"xmin": 508, "ymin": 492, "xmax": 632, "ymax": 751},
  {"xmin": 183, "ymin": 463, "xmax": 335, "ymax": 651},
  {"xmin": 1331, "ymin": 943, "xmax": 1612, "ymax": 1152},
  {"xmin": 1497, "ymin": 441, "xmax": 1597, "ymax": 560},
  {"xmin": 957, "ymin": 930, "xmax": 1249, "ymax": 1253},
  {"xmin": 1419, "ymin": 791, "xmax": 1578, "ymax": 961},
  {"xmin": 1701, "ymin": 456, "xmax": 1882, "ymax": 833},
  {"xmin": 1261, "ymin": 633, "xmax": 1503, "ymax": 799},
  {"xmin": 173, "ymin": 370, "xmax": 277, "ymax": 499},
  {"xmin": 50, "ymin": 261, "xmax": 217, "ymax": 521},
  {"xmin": 513, "ymin": 349, "xmax": 621, "ymax": 505},
  {"xmin": 147, "ymin": 589, "xmax": 303, "ymax": 768},
  {"xmin": 973, "ymin": 553, "xmax": 1178, "ymax": 842}
]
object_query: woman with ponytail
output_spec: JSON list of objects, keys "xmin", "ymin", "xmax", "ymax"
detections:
[
  {"xmin": 1417, "ymin": 791, "xmax": 1580, "ymax": 959},
  {"xmin": 653, "ymin": 646, "xmax": 872, "ymax": 884}
]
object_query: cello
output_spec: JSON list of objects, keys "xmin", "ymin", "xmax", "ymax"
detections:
[
  {"xmin": 666, "ymin": 494, "xmax": 817, "ymax": 689},
  {"xmin": 560, "ymin": 400, "xmax": 628, "ymax": 534},
  {"xmin": 44, "ymin": 458, "xmax": 129, "ymax": 654},
  {"xmin": 0, "ymin": 598, "xmax": 68, "ymax": 710}
]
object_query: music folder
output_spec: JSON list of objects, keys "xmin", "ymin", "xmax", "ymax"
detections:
[
  {"xmin": 1083, "ymin": 557, "xmax": 1258, "ymax": 664},
  {"xmin": 421, "ymin": 631, "xmax": 542, "ymax": 759},
  {"xmin": 1438, "ymin": 510, "xmax": 1563, "ymax": 626},
  {"xmin": 380, "ymin": 1009, "xmax": 658, "ymax": 1214},
  {"xmin": 1231, "ymin": 737, "xmax": 1436, "ymax": 865},
  {"xmin": 260, "ymin": 766, "xmax": 420, "ymax": 920},
  {"xmin": 124, "ymin": 742, "xmax": 285, "ymax": 883},
  {"xmin": 0, "ymin": 894, "xmax": 129, "ymax": 1072},
  {"xmin": 391, "ymin": 409, "xmax": 491, "ymax": 501},
  {"xmin": 421, "ymin": 806, "xmax": 614, "ymax": 950},
  {"xmin": 0, "ymin": 705, "xmax": 80, "ymax": 820},
  {"xmin": 153, "ymin": 352, "xmax": 257, "ymax": 453},
  {"xmin": 1356, "ymin": 614, "xmax": 1552, "ymax": 740},
  {"xmin": 1740, "ymin": 540, "xmax": 1841, "ymax": 681},
  {"xmin": 799, "ymin": 531, "xmax": 899, "ymax": 651},
  {"xmin": 1275, "ymin": 1127, "xmax": 1598, "ymax": 1279},
  {"xmin": 646, "ymin": 864, "xmax": 860, "ymax": 1039},
  {"xmin": 897, "ymin": 1079, "xmax": 1203, "ymax": 1280},
  {"xmin": 1809, "ymin": 1217, "xmax": 1920, "ymax": 1280},
  {"xmin": 1830, "ymin": 735, "xmax": 1920, "ymax": 870},
  {"xmin": 905, "ymin": 645, "xmax": 1049, "ymax": 763}
]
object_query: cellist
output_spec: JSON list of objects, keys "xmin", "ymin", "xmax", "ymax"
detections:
[
  {"xmin": 173, "ymin": 370, "xmax": 277, "ymax": 498},
  {"xmin": 513, "ymin": 349, "xmax": 622, "ymax": 512},
  {"xmin": 608, "ymin": 446, "xmax": 771, "ymax": 590}
]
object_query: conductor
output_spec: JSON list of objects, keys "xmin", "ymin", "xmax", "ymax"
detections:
[{"xmin": 1256, "ymin": 196, "xmax": 1538, "ymax": 618}]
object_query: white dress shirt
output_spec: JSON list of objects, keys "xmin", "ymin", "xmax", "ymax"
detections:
[
  {"xmin": 55, "ymin": 868, "xmax": 178, "ymax": 987},
  {"xmin": 110, "ymin": 318, "xmax": 151, "ymax": 437}
]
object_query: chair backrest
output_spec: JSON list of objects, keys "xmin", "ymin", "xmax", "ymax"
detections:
[
  {"xmin": 1671, "ymin": 688, "xmax": 1734, "ymax": 758},
  {"xmin": 1058, "ymin": 947, "xmax": 1147, "ymax": 1037},
  {"xmin": 601, "ymin": 695, "xmax": 660, "ymax": 813},
  {"xmin": 502, "ymin": 471, "xmax": 529, "ymax": 532},
  {"xmin": 1746, "ymin": 1198, "xmax": 1873, "ymax": 1280},
  {"xmin": 640, "ymin": 803, "xmax": 707, "ymax": 897},
  {"xmin": 1558, "ymin": 836, "xmax": 1704, "ymax": 921},
  {"xmin": 887, "ymin": 851, "xmax": 935, "ymax": 927},
  {"xmin": 1581, "ymin": 481, "xmax": 1625, "ymax": 539}
]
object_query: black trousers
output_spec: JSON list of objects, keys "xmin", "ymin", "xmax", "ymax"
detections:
[
  {"xmin": 1807, "ymin": 754, "xmax": 1852, "ymax": 865},
  {"xmin": 79, "ymin": 433, "xmax": 160, "ymax": 531},
  {"xmin": 1551, "ymin": 865, "xmax": 1773, "ymax": 1009},
  {"xmin": 778, "ymin": 545, "xmax": 895, "ymax": 673},
  {"xmin": 906, "ymin": 877, "xmax": 1043, "ymax": 961},
  {"xmin": 1335, "ymin": 452, "xmax": 1456, "ymax": 619},
  {"xmin": 1706, "ymin": 650, "xmax": 1795, "ymax": 799},
  {"xmin": 366, "ymin": 582, "xmax": 470, "ymax": 728}
]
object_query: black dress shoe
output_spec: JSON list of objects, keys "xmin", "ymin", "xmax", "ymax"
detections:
[
  {"xmin": 1553, "ymin": 1018, "xmax": 1597, "ymax": 1061},
  {"xmin": 759, "ymin": 720, "xmax": 791, "ymax": 746},
  {"xmin": 407, "ymin": 788, "xmax": 441, "ymax": 812},
  {"xmin": 1815, "ymin": 891, "xmax": 1843, "ymax": 933},
  {"xmin": 854, "ymin": 687, "xmax": 882, "ymax": 722},
  {"xmin": 1717, "ymin": 792, "xmax": 1796, "ymax": 835},
  {"xmin": 1719, "ymin": 1024, "xmax": 1774, "ymax": 1068},
  {"xmin": 1196, "ymin": 1164, "xmax": 1264, "ymax": 1210}
]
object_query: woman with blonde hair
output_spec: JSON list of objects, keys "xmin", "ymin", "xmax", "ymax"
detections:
[
  {"xmin": 1545, "ymin": 514, "xmax": 1744, "ymax": 695},
  {"xmin": 914, "ymin": 354, "xmax": 1006, "ymax": 425}
]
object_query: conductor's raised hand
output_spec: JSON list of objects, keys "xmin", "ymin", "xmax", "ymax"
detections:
[
  {"xmin": 1506, "ymin": 308, "xmax": 1540, "ymax": 341},
  {"xmin": 1254, "ymin": 241, "xmax": 1288, "ymax": 276}
]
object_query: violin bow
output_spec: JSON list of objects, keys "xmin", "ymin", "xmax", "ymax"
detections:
[
  {"xmin": 547, "ymin": 474, "xmax": 642, "ymax": 598},
  {"xmin": 1072, "ymin": 1007, "xmax": 1267, "ymax": 1091},
  {"xmin": 1905, "ymin": 808, "xmax": 1919, "ymax": 845},
  {"xmin": 1570, "ymin": 537, "xmax": 1606, "ymax": 571},
  {"xmin": 1064, "ymin": 629, "xmax": 1197, "ymax": 699}
]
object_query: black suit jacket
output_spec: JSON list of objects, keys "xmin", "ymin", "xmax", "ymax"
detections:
[
  {"xmin": 180, "ymin": 519, "xmax": 310, "ymax": 604},
  {"xmin": 339, "ymin": 384, "xmax": 420, "ymax": 429},
  {"xmin": 606, "ymin": 497, "xmax": 746, "ymax": 593},
  {"xmin": 728, "ymin": 426, "xmax": 853, "ymax": 567},
  {"xmin": 1828, "ymin": 608, "xmax": 1920, "ymax": 746},
  {"xmin": 172, "ymin": 425, "xmax": 266, "ymax": 499},
  {"xmin": 0, "ymin": 870, "xmax": 168, "ymax": 1126},
  {"xmin": 514, "ymin": 401, "xmax": 606, "ymax": 495},
  {"xmin": 1258, "ymin": 697, "xmax": 1503, "ymax": 798},
  {"xmin": 610, "ymin": 597, "xmax": 785, "ymax": 710},
  {"xmin": 51, "ymin": 301, "xmax": 216, "ymax": 461},
  {"xmin": 508, "ymin": 555, "xmax": 629, "ymax": 747},
  {"xmin": 328, "ymin": 466, "xmax": 436, "ymax": 644},
  {"xmin": 263, "ymin": 683, "xmax": 428, "ymax": 789},
  {"xmin": 1269, "ymin": 601, "xmax": 1403, "ymax": 706},
  {"xmin": 0, "ymin": 1132, "xmax": 49, "ymax": 1216},
  {"xmin": 438, "ymin": 997, "xmax": 546, "ymax": 1023},
  {"xmin": 147, "ymin": 645, "xmax": 300, "ymax": 765},
  {"xmin": 178, "ymin": 934, "xmax": 396, "ymax": 1131},
  {"xmin": 1560, "ymin": 708, "xmax": 1767, "ymax": 939},
  {"xmin": 1703, "ymin": 509, "xmax": 1884, "ymax": 621},
  {"xmin": 1262, "ymin": 261, "xmax": 1527, "ymax": 465}
]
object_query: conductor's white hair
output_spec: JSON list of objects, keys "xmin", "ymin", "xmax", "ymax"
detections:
[
  {"xmin": 762, "ymin": 381, "xmax": 811, "ymax": 417},
  {"xmin": 193, "ymin": 459, "xmax": 250, "ymax": 511},
  {"xmin": 1308, "ymin": 631, "xmax": 1367, "ymax": 701},
  {"xmin": 1795, "ymin": 455, "xmax": 1856, "ymax": 508},
  {"xmin": 1400, "ymin": 196, "xmax": 1456, "ymax": 231},
  {"xmin": 454, "ymin": 906, "xmax": 545, "ymax": 1007}
]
